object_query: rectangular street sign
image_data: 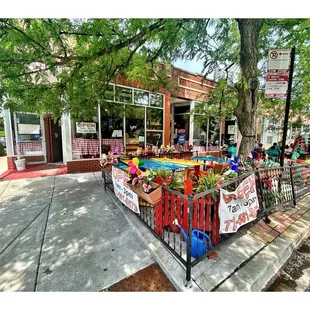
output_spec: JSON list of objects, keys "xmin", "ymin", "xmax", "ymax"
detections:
[
  {"xmin": 265, "ymin": 81, "xmax": 288, "ymax": 98},
  {"xmin": 267, "ymin": 49, "xmax": 290, "ymax": 73},
  {"xmin": 266, "ymin": 74, "xmax": 288, "ymax": 82},
  {"xmin": 265, "ymin": 49, "xmax": 291, "ymax": 98}
]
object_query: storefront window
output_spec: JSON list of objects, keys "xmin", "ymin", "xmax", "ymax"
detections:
[
  {"xmin": 126, "ymin": 107, "xmax": 145, "ymax": 152},
  {"xmin": 146, "ymin": 131, "xmax": 163, "ymax": 148},
  {"xmin": 146, "ymin": 108, "xmax": 163, "ymax": 131},
  {"xmin": 13, "ymin": 112, "xmax": 43, "ymax": 156},
  {"xmin": 193, "ymin": 116, "xmax": 206, "ymax": 146},
  {"xmin": 115, "ymin": 86, "xmax": 132, "ymax": 104},
  {"xmin": 150, "ymin": 93, "xmax": 163, "ymax": 108},
  {"xmin": 208, "ymin": 117, "xmax": 220, "ymax": 146},
  {"xmin": 134, "ymin": 90, "xmax": 149, "ymax": 106},
  {"xmin": 71, "ymin": 107, "xmax": 100, "ymax": 159},
  {"xmin": 100, "ymin": 104, "xmax": 124, "ymax": 155}
]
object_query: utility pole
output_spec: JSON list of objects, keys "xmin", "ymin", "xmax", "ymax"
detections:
[{"xmin": 280, "ymin": 47, "xmax": 295, "ymax": 167}]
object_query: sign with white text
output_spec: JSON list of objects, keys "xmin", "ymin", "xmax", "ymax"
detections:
[
  {"xmin": 219, "ymin": 174, "xmax": 259, "ymax": 233},
  {"xmin": 18, "ymin": 124, "xmax": 41, "ymax": 134},
  {"xmin": 112, "ymin": 166, "xmax": 140, "ymax": 214},
  {"xmin": 76, "ymin": 122, "xmax": 96, "ymax": 134},
  {"xmin": 265, "ymin": 49, "xmax": 291, "ymax": 98}
]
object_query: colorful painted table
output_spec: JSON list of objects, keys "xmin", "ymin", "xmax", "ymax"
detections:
[{"xmin": 121, "ymin": 158, "xmax": 198, "ymax": 172}]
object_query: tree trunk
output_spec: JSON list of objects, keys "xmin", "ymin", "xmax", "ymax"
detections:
[{"xmin": 234, "ymin": 19, "xmax": 264, "ymax": 157}]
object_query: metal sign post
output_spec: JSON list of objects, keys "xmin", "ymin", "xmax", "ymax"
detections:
[{"xmin": 280, "ymin": 47, "xmax": 295, "ymax": 167}]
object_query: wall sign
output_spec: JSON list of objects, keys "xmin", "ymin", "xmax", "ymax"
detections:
[
  {"xmin": 219, "ymin": 174, "xmax": 259, "ymax": 233},
  {"xmin": 76, "ymin": 122, "xmax": 96, "ymax": 133},
  {"xmin": 112, "ymin": 166, "xmax": 140, "ymax": 214},
  {"xmin": 18, "ymin": 124, "xmax": 40, "ymax": 134},
  {"xmin": 177, "ymin": 129, "xmax": 186, "ymax": 145}
]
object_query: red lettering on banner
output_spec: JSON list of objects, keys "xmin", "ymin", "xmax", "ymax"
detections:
[
  {"xmin": 247, "ymin": 174, "xmax": 256, "ymax": 193},
  {"xmin": 222, "ymin": 174, "xmax": 256, "ymax": 203},
  {"xmin": 223, "ymin": 205, "xmax": 259, "ymax": 232},
  {"xmin": 222, "ymin": 192, "xmax": 237, "ymax": 203},
  {"xmin": 224, "ymin": 219, "xmax": 234, "ymax": 232},
  {"xmin": 237, "ymin": 187, "xmax": 244, "ymax": 200}
]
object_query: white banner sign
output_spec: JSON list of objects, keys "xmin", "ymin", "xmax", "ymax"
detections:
[
  {"xmin": 112, "ymin": 166, "xmax": 140, "ymax": 214},
  {"xmin": 265, "ymin": 49, "xmax": 291, "ymax": 98},
  {"xmin": 219, "ymin": 174, "xmax": 259, "ymax": 233},
  {"xmin": 76, "ymin": 122, "xmax": 96, "ymax": 133},
  {"xmin": 18, "ymin": 123, "xmax": 41, "ymax": 134}
]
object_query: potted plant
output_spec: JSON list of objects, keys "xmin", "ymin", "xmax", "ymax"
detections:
[
  {"xmin": 99, "ymin": 154, "xmax": 118, "ymax": 174},
  {"xmin": 127, "ymin": 172, "xmax": 162, "ymax": 205},
  {"xmin": 14, "ymin": 143, "xmax": 26, "ymax": 171}
]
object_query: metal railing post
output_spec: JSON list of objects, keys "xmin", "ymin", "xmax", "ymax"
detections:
[
  {"xmin": 102, "ymin": 169, "xmax": 107, "ymax": 190},
  {"xmin": 256, "ymin": 170, "xmax": 270, "ymax": 224},
  {"xmin": 289, "ymin": 165, "xmax": 297, "ymax": 207},
  {"xmin": 185, "ymin": 194, "xmax": 193, "ymax": 285}
]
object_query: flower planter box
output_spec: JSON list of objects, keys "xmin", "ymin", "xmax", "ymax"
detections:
[{"xmin": 129, "ymin": 182, "xmax": 162, "ymax": 205}]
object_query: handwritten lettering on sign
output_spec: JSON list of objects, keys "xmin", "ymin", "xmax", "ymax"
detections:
[
  {"xmin": 219, "ymin": 174, "xmax": 259, "ymax": 233},
  {"xmin": 112, "ymin": 166, "xmax": 140, "ymax": 214}
]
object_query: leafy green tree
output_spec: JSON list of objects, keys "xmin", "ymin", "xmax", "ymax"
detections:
[
  {"xmin": 0, "ymin": 18, "xmax": 186, "ymax": 119},
  {"xmin": 1, "ymin": 18, "xmax": 310, "ymax": 156}
]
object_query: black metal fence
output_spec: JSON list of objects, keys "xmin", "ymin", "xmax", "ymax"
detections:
[{"xmin": 102, "ymin": 163, "xmax": 310, "ymax": 283}]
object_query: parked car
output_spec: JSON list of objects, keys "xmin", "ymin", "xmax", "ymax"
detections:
[{"xmin": 0, "ymin": 136, "xmax": 6, "ymax": 148}]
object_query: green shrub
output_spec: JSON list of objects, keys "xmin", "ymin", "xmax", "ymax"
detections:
[{"xmin": 0, "ymin": 143, "xmax": 6, "ymax": 156}]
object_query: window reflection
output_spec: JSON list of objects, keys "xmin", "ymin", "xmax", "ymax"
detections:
[
  {"xmin": 115, "ymin": 86, "xmax": 132, "ymax": 104},
  {"xmin": 126, "ymin": 107, "xmax": 145, "ymax": 152},
  {"xmin": 150, "ymin": 93, "xmax": 163, "ymax": 108},
  {"xmin": 134, "ymin": 90, "xmax": 149, "ymax": 105},
  {"xmin": 146, "ymin": 108, "xmax": 163, "ymax": 130}
]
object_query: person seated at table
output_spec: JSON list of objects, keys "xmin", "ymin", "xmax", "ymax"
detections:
[
  {"xmin": 254, "ymin": 143, "xmax": 267, "ymax": 161},
  {"xmin": 267, "ymin": 142, "xmax": 281, "ymax": 162},
  {"xmin": 284, "ymin": 144, "xmax": 292, "ymax": 156}
]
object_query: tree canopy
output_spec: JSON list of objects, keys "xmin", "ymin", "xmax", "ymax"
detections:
[{"xmin": 1, "ymin": 18, "xmax": 310, "ymax": 153}]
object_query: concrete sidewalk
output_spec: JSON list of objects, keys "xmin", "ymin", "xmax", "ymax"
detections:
[{"xmin": 0, "ymin": 172, "xmax": 154, "ymax": 291}]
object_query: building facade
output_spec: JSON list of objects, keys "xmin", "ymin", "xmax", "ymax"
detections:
[{"xmin": 3, "ymin": 66, "xmax": 225, "ymax": 173}]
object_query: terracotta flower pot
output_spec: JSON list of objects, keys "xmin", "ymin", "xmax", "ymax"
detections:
[{"xmin": 130, "ymin": 182, "xmax": 162, "ymax": 205}]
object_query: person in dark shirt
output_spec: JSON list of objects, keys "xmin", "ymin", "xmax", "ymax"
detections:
[{"xmin": 267, "ymin": 142, "xmax": 281, "ymax": 162}]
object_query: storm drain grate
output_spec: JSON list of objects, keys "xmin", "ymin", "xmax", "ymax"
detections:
[{"xmin": 101, "ymin": 263, "xmax": 176, "ymax": 292}]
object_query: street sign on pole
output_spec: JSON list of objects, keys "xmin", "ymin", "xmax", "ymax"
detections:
[
  {"xmin": 279, "ymin": 47, "xmax": 295, "ymax": 167},
  {"xmin": 265, "ymin": 49, "xmax": 291, "ymax": 98}
]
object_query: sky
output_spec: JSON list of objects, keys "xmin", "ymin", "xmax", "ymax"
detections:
[{"xmin": 174, "ymin": 58, "xmax": 205, "ymax": 76}]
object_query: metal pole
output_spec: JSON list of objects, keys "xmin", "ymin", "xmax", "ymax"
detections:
[
  {"xmin": 185, "ymin": 195, "xmax": 193, "ymax": 285},
  {"xmin": 256, "ymin": 170, "xmax": 270, "ymax": 223},
  {"xmin": 206, "ymin": 118, "xmax": 209, "ymax": 151},
  {"xmin": 219, "ymin": 119, "xmax": 222, "ymax": 150},
  {"xmin": 280, "ymin": 47, "xmax": 295, "ymax": 167},
  {"xmin": 289, "ymin": 165, "xmax": 297, "ymax": 207}
]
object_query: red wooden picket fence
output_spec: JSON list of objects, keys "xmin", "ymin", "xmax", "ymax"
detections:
[{"xmin": 154, "ymin": 189, "xmax": 220, "ymax": 246}]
